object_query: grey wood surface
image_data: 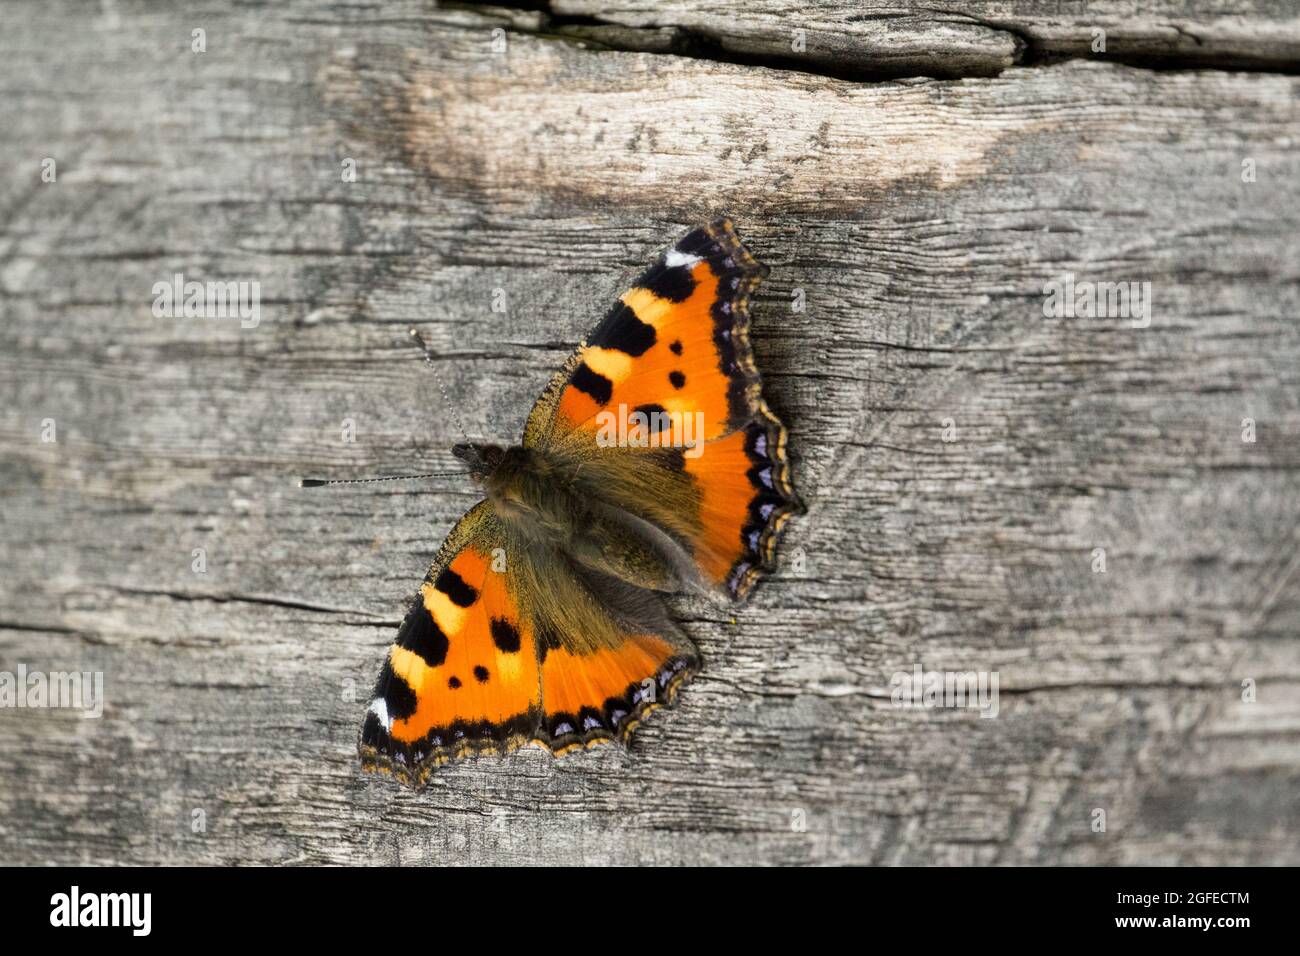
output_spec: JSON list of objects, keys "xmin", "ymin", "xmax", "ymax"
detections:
[
  {"xmin": 0, "ymin": 0, "xmax": 1297, "ymax": 865},
  {"xmin": 548, "ymin": 0, "xmax": 1300, "ymax": 76}
]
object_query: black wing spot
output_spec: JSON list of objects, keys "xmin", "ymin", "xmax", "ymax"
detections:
[
  {"xmin": 636, "ymin": 263, "xmax": 696, "ymax": 303},
  {"xmin": 633, "ymin": 403, "xmax": 670, "ymax": 434},
  {"xmin": 448, "ymin": 676, "xmax": 462, "ymax": 690},
  {"xmin": 434, "ymin": 567, "xmax": 478, "ymax": 607},
  {"xmin": 473, "ymin": 665, "xmax": 490, "ymax": 683},
  {"xmin": 535, "ymin": 621, "xmax": 563, "ymax": 663},
  {"xmin": 395, "ymin": 599, "xmax": 450, "ymax": 668},
  {"xmin": 360, "ymin": 711, "xmax": 384, "ymax": 746},
  {"xmin": 673, "ymin": 228, "xmax": 712, "ymax": 256},
  {"xmin": 669, "ymin": 339, "xmax": 683, "ymax": 356},
  {"xmin": 570, "ymin": 362, "xmax": 613, "ymax": 405},
  {"xmin": 378, "ymin": 660, "xmax": 418, "ymax": 720},
  {"xmin": 591, "ymin": 302, "xmax": 656, "ymax": 356},
  {"xmin": 490, "ymin": 618, "xmax": 522, "ymax": 653},
  {"xmin": 669, "ymin": 370, "xmax": 686, "ymax": 389}
]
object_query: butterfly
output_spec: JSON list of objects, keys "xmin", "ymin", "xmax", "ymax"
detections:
[{"xmin": 356, "ymin": 219, "xmax": 803, "ymax": 786}]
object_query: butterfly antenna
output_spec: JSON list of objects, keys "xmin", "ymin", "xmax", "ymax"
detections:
[
  {"xmin": 409, "ymin": 326, "xmax": 472, "ymax": 445},
  {"xmin": 298, "ymin": 472, "xmax": 464, "ymax": 489}
]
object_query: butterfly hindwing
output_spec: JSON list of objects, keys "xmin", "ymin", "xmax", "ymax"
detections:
[
  {"xmin": 526, "ymin": 562, "xmax": 699, "ymax": 752},
  {"xmin": 681, "ymin": 412, "xmax": 799, "ymax": 598},
  {"xmin": 525, "ymin": 219, "xmax": 802, "ymax": 599},
  {"xmin": 538, "ymin": 630, "xmax": 695, "ymax": 754}
]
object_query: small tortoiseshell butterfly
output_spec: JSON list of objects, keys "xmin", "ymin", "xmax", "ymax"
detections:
[{"xmin": 354, "ymin": 219, "xmax": 802, "ymax": 786}]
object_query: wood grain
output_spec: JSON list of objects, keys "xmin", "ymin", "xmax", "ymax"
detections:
[
  {"xmin": 0, "ymin": 0, "xmax": 1296, "ymax": 865},
  {"xmin": 548, "ymin": 0, "xmax": 1300, "ymax": 76}
]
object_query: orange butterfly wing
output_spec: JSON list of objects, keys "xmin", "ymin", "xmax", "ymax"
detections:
[
  {"xmin": 529, "ymin": 576, "xmax": 697, "ymax": 753},
  {"xmin": 538, "ymin": 635, "xmax": 694, "ymax": 754},
  {"xmin": 525, "ymin": 219, "xmax": 802, "ymax": 599},
  {"xmin": 360, "ymin": 505, "xmax": 697, "ymax": 784},
  {"xmin": 359, "ymin": 502, "xmax": 543, "ymax": 785}
]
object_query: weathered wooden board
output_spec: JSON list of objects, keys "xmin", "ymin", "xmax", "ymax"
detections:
[
  {"xmin": 548, "ymin": 0, "xmax": 1300, "ymax": 76},
  {"xmin": 0, "ymin": 0, "xmax": 1297, "ymax": 865}
]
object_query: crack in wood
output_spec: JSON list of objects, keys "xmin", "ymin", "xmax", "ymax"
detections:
[{"xmin": 449, "ymin": 0, "xmax": 1300, "ymax": 81}]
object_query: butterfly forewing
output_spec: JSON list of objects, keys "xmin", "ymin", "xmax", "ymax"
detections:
[{"xmin": 526, "ymin": 219, "xmax": 802, "ymax": 598}]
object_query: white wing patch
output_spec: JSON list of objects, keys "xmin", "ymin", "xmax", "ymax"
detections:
[{"xmin": 367, "ymin": 697, "xmax": 393, "ymax": 731}]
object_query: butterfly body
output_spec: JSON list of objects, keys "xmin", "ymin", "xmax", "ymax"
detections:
[
  {"xmin": 455, "ymin": 440, "xmax": 695, "ymax": 590},
  {"xmin": 358, "ymin": 220, "xmax": 802, "ymax": 786},
  {"xmin": 454, "ymin": 442, "xmax": 577, "ymax": 533}
]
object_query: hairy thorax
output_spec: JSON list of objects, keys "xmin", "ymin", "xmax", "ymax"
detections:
[
  {"xmin": 476, "ymin": 444, "xmax": 686, "ymax": 595},
  {"xmin": 480, "ymin": 446, "xmax": 583, "ymax": 536}
]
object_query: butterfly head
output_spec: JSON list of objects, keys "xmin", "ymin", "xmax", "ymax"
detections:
[
  {"xmin": 451, "ymin": 442, "xmax": 508, "ymax": 478},
  {"xmin": 452, "ymin": 443, "xmax": 550, "ymax": 518}
]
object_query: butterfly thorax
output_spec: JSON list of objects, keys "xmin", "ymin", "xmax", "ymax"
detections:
[
  {"xmin": 458, "ymin": 441, "xmax": 689, "ymax": 595},
  {"xmin": 461, "ymin": 443, "xmax": 583, "ymax": 536}
]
